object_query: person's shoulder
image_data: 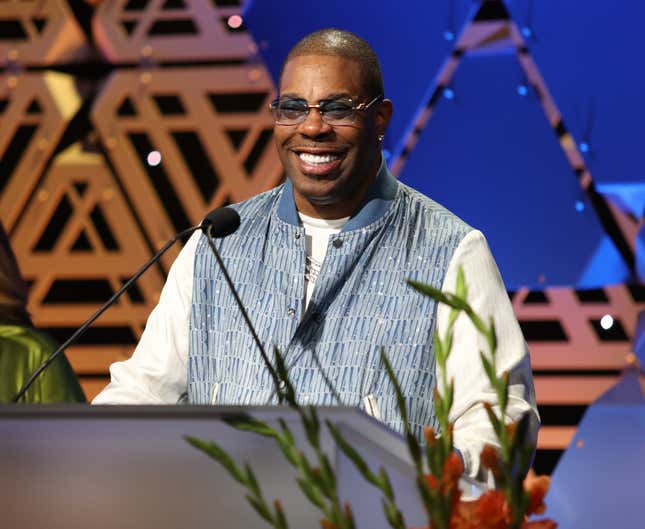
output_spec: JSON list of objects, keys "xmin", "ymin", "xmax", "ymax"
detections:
[
  {"xmin": 397, "ymin": 182, "xmax": 473, "ymax": 236},
  {"xmin": 0, "ymin": 324, "xmax": 55, "ymax": 352}
]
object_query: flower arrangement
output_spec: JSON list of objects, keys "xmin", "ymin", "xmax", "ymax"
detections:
[{"xmin": 186, "ymin": 268, "xmax": 557, "ymax": 529}]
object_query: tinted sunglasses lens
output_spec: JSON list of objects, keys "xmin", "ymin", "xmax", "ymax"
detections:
[
  {"xmin": 320, "ymin": 101, "xmax": 354, "ymax": 124},
  {"xmin": 276, "ymin": 101, "xmax": 308, "ymax": 123}
]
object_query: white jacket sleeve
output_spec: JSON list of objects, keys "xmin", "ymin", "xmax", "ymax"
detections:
[
  {"xmin": 92, "ymin": 232, "xmax": 200, "ymax": 404},
  {"xmin": 437, "ymin": 230, "xmax": 539, "ymax": 484}
]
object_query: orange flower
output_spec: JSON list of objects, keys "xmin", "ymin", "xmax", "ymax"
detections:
[
  {"xmin": 480, "ymin": 444, "xmax": 500, "ymax": 475},
  {"xmin": 343, "ymin": 502, "xmax": 353, "ymax": 521},
  {"xmin": 524, "ymin": 474, "xmax": 551, "ymax": 516},
  {"xmin": 424, "ymin": 426, "xmax": 437, "ymax": 447},
  {"xmin": 506, "ymin": 422, "xmax": 517, "ymax": 442},
  {"xmin": 473, "ymin": 490, "xmax": 511, "ymax": 529},
  {"xmin": 425, "ymin": 473, "xmax": 439, "ymax": 490},
  {"xmin": 443, "ymin": 452, "xmax": 464, "ymax": 492},
  {"xmin": 452, "ymin": 500, "xmax": 477, "ymax": 529},
  {"xmin": 320, "ymin": 518, "xmax": 338, "ymax": 529}
]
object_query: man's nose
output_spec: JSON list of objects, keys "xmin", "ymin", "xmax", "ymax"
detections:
[{"xmin": 297, "ymin": 107, "xmax": 333, "ymax": 137}]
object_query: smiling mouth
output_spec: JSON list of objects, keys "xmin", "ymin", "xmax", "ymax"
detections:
[{"xmin": 297, "ymin": 152, "xmax": 343, "ymax": 165}]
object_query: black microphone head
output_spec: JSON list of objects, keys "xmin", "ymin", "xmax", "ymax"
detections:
[{"xmin": 201, "ymin": 207, "xmax": 240, "ymax": 238}]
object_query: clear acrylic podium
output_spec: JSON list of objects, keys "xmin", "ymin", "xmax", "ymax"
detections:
[{"xmin": 0, "ymin": 405, "xmax": 427, "ymax": 529}]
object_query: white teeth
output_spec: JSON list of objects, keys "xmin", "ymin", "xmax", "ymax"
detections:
[{"xmin": 298, "ymin": 152, "xmax": 340, "ymax": 165}]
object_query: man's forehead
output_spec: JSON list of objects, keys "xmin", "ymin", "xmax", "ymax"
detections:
[{"xmin": 279, "ymin": 54, "xmax": 364, "ymax": 95}]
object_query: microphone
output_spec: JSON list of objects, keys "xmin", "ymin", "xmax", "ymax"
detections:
[
  {"xmin": 202, "ymin": 207, "xmax": 240, "ymax": 238},
  {"xmin": 12, "ymin": 207, "xmax": 239, "ymax": 403}
]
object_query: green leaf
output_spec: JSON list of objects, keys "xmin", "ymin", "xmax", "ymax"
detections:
[
  {"xmin": 274, "ymin": 501, "xmax": 290, "ymax": 529},
  {"xmin": 379, "ymin": 467, "xmax": 394, "ymax": 500},
  {"xmin": 406, "ymin": 431, "xmax": 422, "ymax": 470},
  {"xmin": 184, "ymin": 436, "xmax": 246, "ymax": 485},
  {"xmin": 447, "ymin": 307, "xmax": 460, "ymax": 333},
  {"xmin": 382, "ymin": 497, "xmax": 397, "ymax": 527},
  {"xmin": 425, "ymin": 443, "xmax": 441, "ymax": 477},
  {"xmin": 245, "ymin": 463, "xmax": 262, "ymax": 497},
  {"xmin": 304, "ymin": 405, "xmax": 321, "ymax": 449},
  {"xmin": 319, "ymin": 454, "xmax": 337, "ymax": 495},
  {"xmin": 467, "ymin": 309, "xmax": 489, "ymax": 336},
  {"xmin": 455, "ymin": 266, "xmax": 467, "ymax": 299},
  {"xmin": 445, "ymin": 380, "xmax": 454, "ymax": 415},
  {"xmin": 297, "ymin": 451, "xmax": 316, "ymax": 483},
  {"xmin": 488, "ymin": 317, "xmax": 498, "ymax": 356},
  {"xmin": 382, "ymin": 498, "xmax": 404, "ymax": 529},
  {"xmin": 273, "ymin": 346, "xmax": 297, "ymax": 406},
  {"xmin": 310, "ymin": 466, "xmax": 332, "ymax": 499},
  {"xmin": 224, "ymin": 414, "xmax": 279, "ymax": 438},
  {"xmin": 273, "ymin": 419, "xmax": 300, "ymax": 465},
  {"xmin": 482, "ymin": 403, "xmax": 503, "ymax": 439},
  {"xmin": 246, "ymin": 494, "xmax": 274, "ymax": 524},
  {"xmin": 380, "ymin": 350, "xmax": 409, "ymax": 428},
  {"xmin": 433, "ymin": 331, "xmax": 445, "ymax": 366},
  {"xmin": 479, "ymin": 351, "xmax": 496, "ymax": 387},
  {"xmin": 434, "ymin": 393, "xmax": 445, "ymax": 419},
  {"xmin": 279, "ymin": 418, "xmax": 294, "ymax": 442},
  {"xmin": 407, "ymin": 280, "xmax": 452, "ymax": 305},
  {"xmin": 498, "ymin": 371, "xmax": 509, "ymax": 413},
  {"xmin": 326, "ymin": 420, "xmax": 379, "ymax": 487},
  {"xmin": 508, "ymin": 412, "xmax": 533, "ymax": 481},
  {"xmin": 443, "ymin": 331, "xmax": 454, "ymax": 364},
  {"xmin": 415, "ymin": 474, "xmax": 434, "ymax": 515},
  {"xmin": 296, "ymin": 477, "xmax": 326, "ymax": 510},
  {"xmin": 275, "ymin": 432, "xmax": 299, "ymax": 466}
]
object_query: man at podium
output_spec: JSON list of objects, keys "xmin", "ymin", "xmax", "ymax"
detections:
[{"xmin": 94, "ymin": 29, "xmax": 538, "ymax": 486}]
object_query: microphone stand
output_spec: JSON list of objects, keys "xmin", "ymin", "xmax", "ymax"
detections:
[
  {"xmin": 202, "ymin": 224, "xmax": 285, "ymax": 404},
  {"xmin": 12, "ymin": 225, "xmax": 198, "ymax": 403},
  {"xmin": 202, "ymin": 224, "xmax": 343, "ymax": 406}
]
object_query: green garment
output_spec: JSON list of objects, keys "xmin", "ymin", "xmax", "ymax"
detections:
[{"xmin": 0, "ymin": 324, "xmax": 86, "ymax": 403}]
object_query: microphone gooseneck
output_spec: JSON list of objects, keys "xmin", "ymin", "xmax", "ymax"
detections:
[
  {"xmin": 12, "ymin": 208, "xmax": 234, "ymax": 403},
  {"xmin": 200, "ymin": 210, "xmax": 343, "ymax": 407},
  {"xmin": 200, "ymin": 215, "xmax": 285, "ymax": 404}
]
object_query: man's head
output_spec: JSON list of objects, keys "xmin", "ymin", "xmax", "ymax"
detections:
[{"xmin": 272, "ymin": 29, "xmax": 393, "ymax": 219}]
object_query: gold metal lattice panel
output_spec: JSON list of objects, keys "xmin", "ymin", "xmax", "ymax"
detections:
[
  {"xmin": 0, "ymin": 71, "xmax": 82, "ymax": 230},
  {"xmin": 91, "ymin": 64, "xmax": 283, "ymax": 267},
  {"xmin": 512, "ymin": 284, "xmax": 643, "ymax": 450},
  {"xmin": 10, "ymin": 144, "xmax": 165, "ymax": 377},
  {"xmin": 93, "ymin": 0, "xmax": 253, "ymax": 63},
  {"xmin": 0, "ymin": 0, "xmax": 86, "ymax": 66}
]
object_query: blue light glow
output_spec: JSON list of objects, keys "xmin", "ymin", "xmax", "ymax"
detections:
[
  {"xmin": 575, "ymin": 200, "xmax": 585, "ymax": 212},
  {"xmin": 443, "ymin": 88, "xmax": 455, "ymax": 100},
  {"xmin": 579, "ymin": 142, "xmax": 590, "ymax": 153},
  {"xmin": 521, "ymin": 26, "xmax": 532, "ymax": 38},
  {"xmin": 443, "ymin": 30, "xmax": 455, "ymax": 41},
  {"xmin": 517, "ymin": 84, "xmax": 528, "ymax": 96}
]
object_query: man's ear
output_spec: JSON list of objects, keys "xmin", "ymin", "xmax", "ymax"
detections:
[{"xmin": 376, "ymin": 99, "xmax": 394, "ymax": 137}]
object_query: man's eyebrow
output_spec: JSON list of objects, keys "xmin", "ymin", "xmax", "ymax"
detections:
[
  {"xmin": 278, "ymin": 92, "xmax": 354, "ymax": 101},
  {"xmin": 321, "ymin": 92, "xmax": 354, "ymax": 101}
]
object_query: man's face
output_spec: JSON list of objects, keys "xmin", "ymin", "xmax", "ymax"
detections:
[{"xmin": 274, "ymin": 54, "xmax": 392, "ymax": 218}]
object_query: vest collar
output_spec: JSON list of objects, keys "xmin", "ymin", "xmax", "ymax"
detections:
[{"xmin": 276, "ymin": 155, "xmax": 398, "ymax": 231}]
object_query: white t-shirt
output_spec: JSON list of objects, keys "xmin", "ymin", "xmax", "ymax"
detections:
[{"xmin": 298, "ymin": 212, "xmax": 350, "ymax": 310}]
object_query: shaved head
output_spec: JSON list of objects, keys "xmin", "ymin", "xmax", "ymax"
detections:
[{"xmin": 281, "ymin": 28, "xmax": 384, "ymax": 98}]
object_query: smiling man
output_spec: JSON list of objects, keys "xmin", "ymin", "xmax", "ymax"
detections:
[{"xmin": 94, "ymin": 29, "xmax": 538, "ymax": 487}]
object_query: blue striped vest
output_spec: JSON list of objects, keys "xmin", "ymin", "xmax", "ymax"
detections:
[{"xmin": 188, "ymin": 161, "xmax": 471, "ymax": 440}]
